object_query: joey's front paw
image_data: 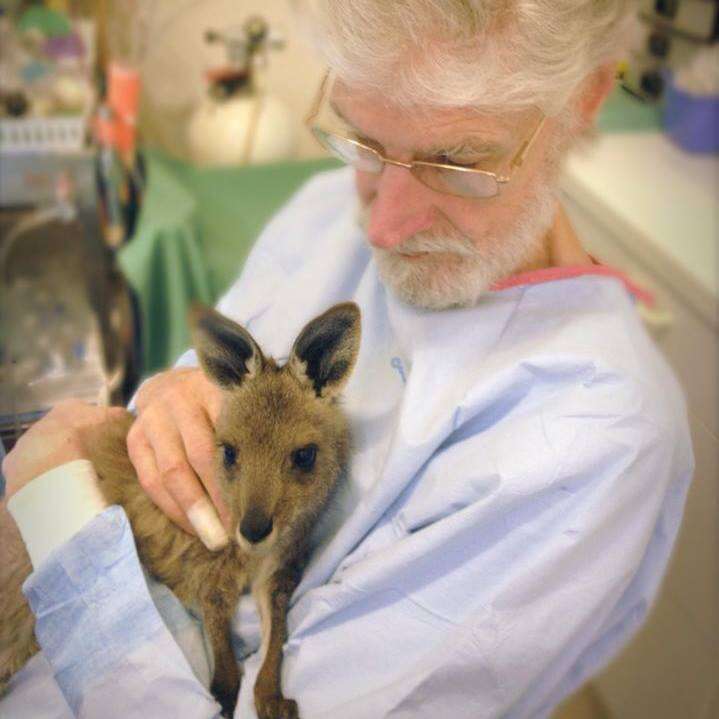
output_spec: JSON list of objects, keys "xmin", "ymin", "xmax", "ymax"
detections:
[{"xmin": 255, "ymin": 693, "xmax": 299, "ymax": 719}]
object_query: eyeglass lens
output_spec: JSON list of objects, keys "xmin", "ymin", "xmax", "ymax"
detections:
[
  {"xmin": 313, "ymin": 127, "xmax": 382, "ymax": 173},
  {"xmin": 312, "ymin": 126, "xmax": 499, "ymax": 199},
  {"xmin": 415, "ymin": 164, "xmax": 499, "ymax": 198}
]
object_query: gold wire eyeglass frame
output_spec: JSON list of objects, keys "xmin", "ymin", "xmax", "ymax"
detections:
[{"xmin": 305, "ymin": 71, "xmax": 549, "ymax": 199}]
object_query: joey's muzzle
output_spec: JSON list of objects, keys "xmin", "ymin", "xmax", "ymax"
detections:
[{"xmin": 239, "ymin": 508, "xmax": 273, "ymax": 544}]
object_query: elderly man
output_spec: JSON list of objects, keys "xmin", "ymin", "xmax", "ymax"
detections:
[{"xmin": 1, "ymin": 1, "xmax": 692, "ymax": 718}]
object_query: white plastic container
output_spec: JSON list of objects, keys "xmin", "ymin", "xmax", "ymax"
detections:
[{"xmin": 0, "ymin": 115, "xmax": 87, "ymax": 154}]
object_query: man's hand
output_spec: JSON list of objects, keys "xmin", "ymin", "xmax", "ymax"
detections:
[
  {"xmin": 2, "ymin": 399, "xmax": 127, "ymax": 500},
  {"xmin": 129, "ymin": 367, "xmax": 231, "ymax": 549}
]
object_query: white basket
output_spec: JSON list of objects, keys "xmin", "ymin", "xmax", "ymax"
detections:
[{"xmin": 0, "ymin": 116, "xmax": 88, "ymax": 154}]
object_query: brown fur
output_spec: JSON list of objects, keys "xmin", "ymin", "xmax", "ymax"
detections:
[
  {"xmin": 0, "ymin": 502, "xmax": 39, "ymax": 683},
  {"xmin": 0, "ymin": 302, "xmax": 361, "ymax": 719}
]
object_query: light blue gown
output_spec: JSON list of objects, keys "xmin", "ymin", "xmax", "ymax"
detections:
[{"xmin": 1, "ymin": 168, "xmax": 693, "ymax": 718}]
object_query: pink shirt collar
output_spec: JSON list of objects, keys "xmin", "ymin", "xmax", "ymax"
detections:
[{"xmin": 490, "ymin": 263, "xmax": 656, "ymax": 308}]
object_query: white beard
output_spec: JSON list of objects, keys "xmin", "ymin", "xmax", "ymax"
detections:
[{"xmin": 359, "ymin": 177, "xmax": 559, "ymax": 311}]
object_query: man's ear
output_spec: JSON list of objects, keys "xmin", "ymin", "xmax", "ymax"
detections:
[
  {"xmin": 288, "ymin": 302, "xmax": 361, "ymax": 400},
  {"xmin": 573, "ymin": 61, "xmax": 617, "ymax": 129},
  {"xmin": 189, "ymin": 304, "xmax": 264, "ymax": 389}
]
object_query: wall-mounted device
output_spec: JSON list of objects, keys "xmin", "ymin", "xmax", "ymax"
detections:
[{"xmin": 622, "ymin": 0, "xmax": 718, "ymax": 101}]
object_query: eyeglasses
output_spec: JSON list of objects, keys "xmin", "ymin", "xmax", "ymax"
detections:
[{"xmin": 305, "ymin": 72, "xmax": 548, "ymax": 200}]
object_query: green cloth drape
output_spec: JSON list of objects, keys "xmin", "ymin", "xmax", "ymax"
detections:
[{"xmin": 118, "ymin": 150, "xmax": 340, "ymax": 374}]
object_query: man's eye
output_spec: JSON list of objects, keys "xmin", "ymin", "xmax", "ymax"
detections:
[
  {"xmin": 291, "ymin": 444, "xmax": 318, "ymax": 471},
  {"xmin": 222, "ymin": 443, "xmax": 237, "ymax": 468},
  {"xmin": 437, "ymin": 155, "xmax": 478, "ymax": 168}
]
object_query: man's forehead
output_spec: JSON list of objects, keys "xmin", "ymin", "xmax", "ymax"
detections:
[{"xmin": 329, "ymin": 80, "xmax": 523, "ymax": 154}]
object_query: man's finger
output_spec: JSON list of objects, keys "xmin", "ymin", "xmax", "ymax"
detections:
[
  {"xmin": 127, "ymin": 423, "xmax": 195, "ymax": 535},
  {"xmin": 170, "ymin": 402, "xmax": 231, "ymax": 530},
  {"xmin": 134, "ymin": 368, "xmax": 198, "ymax": 412},
  {"xmin": 140, "ymin": 408, "xmax": 229, "ymax": 551}
]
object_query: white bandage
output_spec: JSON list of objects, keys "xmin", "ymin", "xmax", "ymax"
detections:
[
  {"xmin": 6, "ymin": 459, "xmax": 109, "ymax": 568},
  {"xmin": 187, "ymin": 496, "xmax": 229, "ymax": 551}
]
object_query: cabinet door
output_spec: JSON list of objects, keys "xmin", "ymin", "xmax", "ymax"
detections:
[{"xmin": 563, "ymin": 192, "xmax": 719, "ymax": 719}]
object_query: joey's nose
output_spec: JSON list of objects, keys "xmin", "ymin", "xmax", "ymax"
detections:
[{"xmin": 239, "ymin": 510, "xmax": 273, "ymax": 544}]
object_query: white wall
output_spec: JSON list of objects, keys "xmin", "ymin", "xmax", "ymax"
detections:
[{"xmin": 135, "ymin": 0, "xmax": 326, "ymax": 160}]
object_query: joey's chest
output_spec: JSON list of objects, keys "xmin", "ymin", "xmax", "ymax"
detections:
[{"xmin": 187, "ymin": 543, "xmax": 252, "ymax": 603}]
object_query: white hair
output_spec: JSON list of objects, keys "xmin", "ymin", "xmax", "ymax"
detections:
[{"xmin": 295, "ymin": 0, "xmax": 635, "ymax": 116}]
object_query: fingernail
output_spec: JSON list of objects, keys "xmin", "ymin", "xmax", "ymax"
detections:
[{"xmin": 187, "ymin": 497, "xmax": 229, "ymax": 551}]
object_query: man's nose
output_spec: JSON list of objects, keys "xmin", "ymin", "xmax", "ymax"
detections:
[{"xmin": 365, "ymin": 165, "xmax": 435, "ymax": 250}]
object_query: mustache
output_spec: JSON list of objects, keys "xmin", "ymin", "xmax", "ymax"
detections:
[
  {"xmin": 391, "ymin": 233, "xmax": 480, "ymax": 257},
  {"xmin": 357, "ymin": 205, "xmax": 480, "ymax": 258}
]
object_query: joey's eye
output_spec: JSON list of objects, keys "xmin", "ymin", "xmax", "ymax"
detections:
[
  {"xmin": 291, "ymin": 444, "xmax": 317, "ymax": 471},
  {"xmin": 222, "ymin": 444, "xmax": 237, "ymax": 468}
]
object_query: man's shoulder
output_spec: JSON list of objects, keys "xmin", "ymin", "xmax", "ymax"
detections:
[
  {"xmin": 442, "ymin": 275, "xmax": 688, "ymax": 438},
  {"xmin": 538, "ymin": 277, "xmax": 684, "ymax": 413},
  {"xmin": 432, "ymin": 277, "xmax": 693, "ymax": 496},
  {"xmin": 496, "ymin": 276, "xmax": 675, "ymax": 380}
]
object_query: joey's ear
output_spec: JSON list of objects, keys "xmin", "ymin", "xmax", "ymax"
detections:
[
  {"xmin": 189, "ymin": 304, "xmax": 264, "ymax": 389},
  {"xmin": 288, "ymin": 302, "xmax": 361, "ymax": 399}
]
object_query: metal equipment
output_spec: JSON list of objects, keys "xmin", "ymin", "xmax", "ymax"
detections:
[{"xmin": 0, "ymin": 150, "xmax": 142, "ymax": 452}]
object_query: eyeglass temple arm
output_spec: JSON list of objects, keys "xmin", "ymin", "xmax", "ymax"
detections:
[
  {"xmin": 509, "ymin": 114, "xmax": 548, "ymax": 170},
  {"xmin": 305, "ymin": 70, "xmax": 331, "ymax": 125}
]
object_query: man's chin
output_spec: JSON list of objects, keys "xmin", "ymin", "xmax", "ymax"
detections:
[{"xmin": 373, "ymin": 248, "xmax": 491, "ymax": 310}]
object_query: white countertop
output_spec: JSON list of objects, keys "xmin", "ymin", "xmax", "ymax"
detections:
[{"xmin": 561, "ymin": 131, "xmax": 718, "ymax": 324}]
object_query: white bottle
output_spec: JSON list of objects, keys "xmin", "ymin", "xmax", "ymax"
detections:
[
  {"xmin": 187, "ymin": 87, "xmax": 296, "ymax": 166},
  {"xmin": 186, "ymin": 19, "xmax": 297, "ymax": 167}
]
